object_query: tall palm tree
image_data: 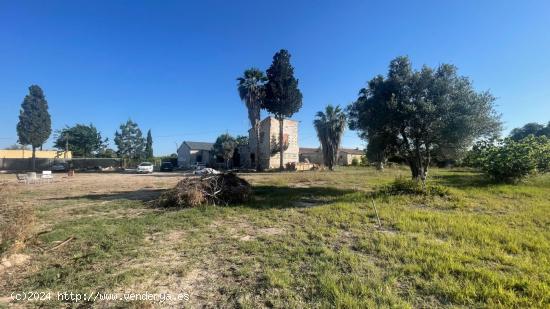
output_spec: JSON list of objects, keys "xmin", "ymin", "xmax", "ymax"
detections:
[
  {"xmin": 314, "ymin": 105, "xmax": 347, "ymax": 170},
  {"xmin": 237, "ymin": 68, "xmax": 267, "ymax": 170}
]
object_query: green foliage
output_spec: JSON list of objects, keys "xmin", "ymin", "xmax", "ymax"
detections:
[
  {"xmin": 4, "ymin": 144, "xmax": 29, "ymax": 150},
  {"xmin": 467, "ymin": 136, "xmax": 550, "ymax": 182},
  {"xmin": 145, "ymin": 129, "xmax": 153, "ymax": 159},
  {"xmin": 264, "ymin": 49, "xmax": 303, "ymax": 169},
  {"xmin": 347, "ymin": 56, "xmax": 501, "ymax": 180},
  {"xmin": 114, "ymin": 119, "xmax": 146, "ymax": 159},
  {"xmin": 213, "ymin": 133, "xmax": 237, "ymax": 168},
  {"xmin": 16, "ymin": 85, "xmax": 52, "ymax": 169},
  {"xmin": 314, "ymin": 105, "xmax": 347, "ymax": 170},
  {"xmin": 509, "ymin": 121, "xmax": 550, "ymax": 141},
  {"xmin": 264, "ymin": 50, "xmax": 303, "ymax": 120},
  {"xmin": 97, "ymin": 148, "xmax": 117, "ymax": 158},
  {"xmin": 236, "ymin": 135, "xmax": 249, "ymax": 146},
  {"xmin": 54, "ymin": 123, "xmax": 108, "ymax": 157},
  {"xmin": 374, "ymin": 177, "xmax": 451, "ymax": 197},
  {"xmin": 351, "ymin": 157, "xmax": 360, "ymax": 166},
  {"xmin": 269, "ymin": 135, "xmax": 289, "ymax": 156}
]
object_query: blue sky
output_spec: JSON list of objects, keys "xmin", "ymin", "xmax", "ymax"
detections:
[{"xmin": 1, "ymin": 1, "xmax": 549, "ymax": 155}]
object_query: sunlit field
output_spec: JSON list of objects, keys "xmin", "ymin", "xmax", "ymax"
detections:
[{"xmin": 1, "ymin": 166, "xmax": 549, "ymax": 307}]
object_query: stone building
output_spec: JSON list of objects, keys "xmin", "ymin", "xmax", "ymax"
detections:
[
  {"xmin": 299, "ymin": 147, "xmax": 322, "ymax": 164},
  {"xmin": 177, "ymin": 116, "xmax": 299, "ymax": 170},
  {"xmin": 337, "ymin": 149, "xmax": 364, "ymax": 165},
  {"xmin": 299, "ymin": 147, "xmax": 364, "ymax": 166},
  {"xmin": 247, "ymin": 116, "xmax": 299, "ymax": 170}
]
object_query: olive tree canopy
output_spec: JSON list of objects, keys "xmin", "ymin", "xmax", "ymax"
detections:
[{"xmin": 348, "ymin": 56, "xmax": 501, "ymax": 181}]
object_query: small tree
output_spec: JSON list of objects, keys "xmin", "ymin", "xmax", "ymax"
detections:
[
  {"xmin": 236, "ymin": 135, "xmax": 249, "ymax": 146},
  {"xmin": 5, "ymin": 144, "xmax": 29, "ymax": 150},
  {"xmin": 16, "ymin": 85, "xmax": 52, "ymax": 170},
  {"xmin": 213, "ymin": 134, "xmax": 237, "ymax": 169},
  {"xmin": 313, "ymin": 105, "xmax": 346, "ymax": 170},
  {"xmin": 145, "ymin": 129, "xmax": 154, "ymax": 159},
  {"xmin": 509, "ymin": 122, "xmax": 550, "ymax": 141},
  {"xmin": 54, "ymin": 123, "xmax": 108, "ymax": 157},
  {"xmin": 114, "ymin": 119, "xmax": 146, "ymax": 160},
  {"xmin": 237, "ymin": 68, "xmax": 267, "ymax": 171},
  {"xmin": 348, "ymin": 56, "xmax": 501, "ymax": 184},
  {"xmin": 264, "ymin": 49, "xmax": 303, "ymax": 170}
]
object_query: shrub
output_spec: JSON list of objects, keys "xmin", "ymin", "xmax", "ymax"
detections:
[
  {"xmin": 351, "ymin": 158, "xmax": 359, "ymax": 166},
  {"xmin": 373, "ymin": 177, "xmax": 450, "ymax": 198},
  {"xmin": 468, "ymin": 136, "xmax": 550, "ymax": 182},
  {"xmin": 0, "ymin": 185, "xmax": 35, "ymax": 256}
]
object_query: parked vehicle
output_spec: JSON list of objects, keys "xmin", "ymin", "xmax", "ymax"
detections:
[
  {"xmin": 137, "ymin": 162, "xmax": 154, "ymax": 173},
  {"xmin": 193, "ymin": 162, "xmax": 206, "ymax": 170},
  {"xmin": 51, "ymin": 163, "xmax": 68, "ymax": 172},
  {"xmin": 160, "ymin": 162, "xmax": 174, "ymax": 172}
]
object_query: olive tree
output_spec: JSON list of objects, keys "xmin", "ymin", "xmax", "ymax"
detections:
[{"xmin": 348, "ymin": 56, "xmax": 501, "ymax": 183}]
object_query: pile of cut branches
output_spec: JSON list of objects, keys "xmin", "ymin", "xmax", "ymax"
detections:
[{"xmin": 155, "ymin": 173, "xmax": 252, "ymax": 208}]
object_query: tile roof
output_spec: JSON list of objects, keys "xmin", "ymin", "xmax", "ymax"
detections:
[
  {"xmin": 183, "ymin": 141, "xmax": 214, "ymax": 151},
  {"xmin": 339, "ymin": 148, "xmax": 364, "ymax": 155},
  {"xmin": 299, "ymin": 147, "xmax": 320, "ymax": 154}
]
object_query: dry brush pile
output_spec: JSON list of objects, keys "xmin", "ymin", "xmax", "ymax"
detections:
[{"xmin": 155, "ymin": 173, "xmax": 252, "ymax": 208}]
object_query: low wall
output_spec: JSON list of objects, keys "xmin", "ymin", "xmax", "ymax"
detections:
[{"xmin": 0, "ymin": 158, "xmax": 122, "ymax": 172}]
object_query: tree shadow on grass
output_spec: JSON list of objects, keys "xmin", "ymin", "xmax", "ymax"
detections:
[
  {"xmin": 432, "ymin": 173, "xmax": 496, "ymax": 189},
  {"xmin": 44, "ymin": 185, "xmax": 355, "ymax": 209},
  {"xmin": 243, "ymin": 185, "xmax": 355, "ymax": 209},
  {"xmin": 45, "ymin": 189, "xmax": 165, "ymax": 202}
]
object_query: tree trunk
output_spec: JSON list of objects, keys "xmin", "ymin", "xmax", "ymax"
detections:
[
  {"xmin": 279, "ymin": 117, "xmax": 284, "ymax": 171},
  {"xmin": 32, "ymin": 146, "xmax": 36, "ymax": 171},
  {"xmin": 376, "ymin": 161, "xmax": 384, "ymax": 171},
  {"xmin": 254, "ymin": 120, "xmax": 261, "ymax": 171}
]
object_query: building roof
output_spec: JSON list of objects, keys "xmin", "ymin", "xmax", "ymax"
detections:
[
  {"xmin": 299, "ymin": 147, "xmax": 320, "ymax": 154},
  {"xmin": 340, "ymin": 148, "xmax": 364, "ymax": 155},
  {"xmin": 299, "ymin": 147, "xmax": 364, "ymax": 155},
  {"xmin": 183, "ymin": 141, "xmax": 214, "ymax": 151}
]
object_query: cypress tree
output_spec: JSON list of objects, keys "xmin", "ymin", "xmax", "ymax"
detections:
[
  {"xmin": 17, "ymin": 85, "xmax": 52, "ymax": 171},
  {"xmin": 263, "ymin": 49, "xmax": 303, "ymax": 170},
  {"xmin": 145, "ymin": 129, "xmax": 153, "ymax": 159}
]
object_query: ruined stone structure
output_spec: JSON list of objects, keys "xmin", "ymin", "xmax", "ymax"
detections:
[
  {"xmin": 248, "ymin": 116, "xmax": 299, "ymax": 170},
  {"xmin": 177, "ymin": 116, "xmax": 299, "ymax": 170}
]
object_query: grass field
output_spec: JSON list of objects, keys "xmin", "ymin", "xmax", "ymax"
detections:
[{"xmin": 1, "ymin": 167, "xmax": 549, "ymax": 308}]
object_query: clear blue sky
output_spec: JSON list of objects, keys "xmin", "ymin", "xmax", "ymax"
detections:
[{"xmin": 1, "ymin": 1, "xmax": 549, "ymax": 155}]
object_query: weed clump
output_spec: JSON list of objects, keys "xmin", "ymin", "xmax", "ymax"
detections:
[
  {"xmin": 155, "ymin": 173, "xmax": 252, "ymax": 208},
  {"xmin": 373, "ymin": 177, "xmax": 451, "ymax": 198},
  {"xmin": 0, "ymin": 184, "xmax": 35, "ymax": 256}
]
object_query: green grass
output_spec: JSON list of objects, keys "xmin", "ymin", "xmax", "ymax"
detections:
[{"xmin": 4, "ymin": 167, "xmax": 550, "ymax": 307}]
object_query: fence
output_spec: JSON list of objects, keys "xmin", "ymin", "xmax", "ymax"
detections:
[{"xmin": 0, "ymin": 158, "xmax": 123, "ymax": 172}]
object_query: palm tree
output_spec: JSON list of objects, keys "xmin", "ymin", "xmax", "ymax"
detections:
[
  {"xmin": 237, "ymin": 68, "xmax": 267, "ymax": 170},
  {"xmin": 314, "ymin": 105, "xmax": 347, "ymax": 170}
]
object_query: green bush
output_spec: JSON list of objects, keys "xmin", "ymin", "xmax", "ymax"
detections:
[
  {"xmin": 468, "ymin": 136, "xmax": 550, "ymax": 182},
  {"xmin": 351, "ymin": 157, "xmax": 360, "ymax": 166},
  {"xmin": 373, "ymin": 177, "xmax": 450, "ymax": 198}
]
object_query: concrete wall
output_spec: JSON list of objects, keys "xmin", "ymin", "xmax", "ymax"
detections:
[
  {"xmin": 337, "ymin": 153, "xmax": 362, "ymax": 165},
  {"xmin": 0, "ymin": 149, "xmax": 72, "ymax": 159},
  {"xmin": 0, "ymin": 158, "xmax": 121, "ymax": 172}
]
